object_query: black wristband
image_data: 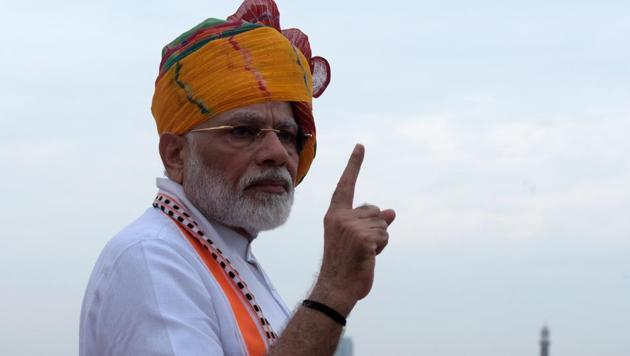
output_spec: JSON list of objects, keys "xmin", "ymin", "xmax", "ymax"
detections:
[{"xmin": 302, "ymin": 299, "xmax": 347, "ymax": 326}]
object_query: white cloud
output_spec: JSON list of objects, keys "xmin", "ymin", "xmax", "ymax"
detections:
[
  {"xmin": 0, "ymin": 140, "xmax": 76, "ymax": 162},
  {"xmin": 395, "ymin": 113, "xmax": 462, "ymax": 160},
  {"xmin": 310, "ymin": 111, "xmax": 630, "ymax": 246}
]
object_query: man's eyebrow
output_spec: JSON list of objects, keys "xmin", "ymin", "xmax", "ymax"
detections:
[
  {"xmin": 220, "ymin": 112, "xmax": 262, "ymax": 125},
  {"xmin": 219, "ymin": 112, "xmax": 298, "ymax": 129}
]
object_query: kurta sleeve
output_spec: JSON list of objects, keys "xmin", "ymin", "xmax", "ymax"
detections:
[{"xmin": 81, "ymin": 239, "xmax": 226, "ymax": 356}]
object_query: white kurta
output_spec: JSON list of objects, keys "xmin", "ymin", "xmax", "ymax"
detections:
[{"xmin": 80, "ymin": 178, "xmax": 291, "ymax": 356}]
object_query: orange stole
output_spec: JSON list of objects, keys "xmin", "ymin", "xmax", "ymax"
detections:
[{"xmin": 175, "ymin": 225, "xmax": 268, "ymax": 355}]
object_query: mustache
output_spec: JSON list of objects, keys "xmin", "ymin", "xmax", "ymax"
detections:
[{"xmin": 239, "ymin": 168, "xmax": 294, "ymax": 192}]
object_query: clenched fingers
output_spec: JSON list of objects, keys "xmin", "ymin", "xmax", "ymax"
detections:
[{"xmin": 354, "ymin": 204, "xmax": 381, "ymax": 218}]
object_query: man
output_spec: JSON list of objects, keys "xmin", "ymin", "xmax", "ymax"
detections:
[{"xmin": 80, "ymin": 1, "xmax": 395, "ymax": 355}]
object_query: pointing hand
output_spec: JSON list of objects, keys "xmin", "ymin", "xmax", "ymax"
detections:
[{"xmin": 313, "ymin": 144, "xmax": 396, "ymax": 315}]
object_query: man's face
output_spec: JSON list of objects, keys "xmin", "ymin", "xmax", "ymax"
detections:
[{"xmin": 181, "ymin": 101, "xmax": 300, "ymax": 234}]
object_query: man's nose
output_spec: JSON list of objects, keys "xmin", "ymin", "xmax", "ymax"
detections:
[{"xmin": 254, "ymin": 130, "xmax": 290, "ymax": 167}]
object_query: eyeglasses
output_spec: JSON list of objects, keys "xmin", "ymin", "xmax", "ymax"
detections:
[{"xmin": 189, "ymin": 125, "xmax": 313, "ymax": 152}]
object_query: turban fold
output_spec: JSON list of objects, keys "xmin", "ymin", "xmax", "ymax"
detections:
[{"xmin": 151, "ymin": 0, "xmax": 330, "ymax": 184}]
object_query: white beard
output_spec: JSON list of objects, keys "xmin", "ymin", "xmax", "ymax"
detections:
[{"xmin": 183, "ymin": 143, "xmax": 295, "ymax": 234}]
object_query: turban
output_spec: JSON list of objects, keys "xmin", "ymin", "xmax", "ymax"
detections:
[{"xmin": 151, "ymin": 0, "xmax": 331, "ymax": 184}]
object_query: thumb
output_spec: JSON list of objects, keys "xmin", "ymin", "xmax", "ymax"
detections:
[{"xmin": 381, "ymin": 209, "xmax": 396, "ymax": 226}]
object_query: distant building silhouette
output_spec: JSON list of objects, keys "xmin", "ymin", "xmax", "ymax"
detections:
[
  {"xmin": 335, "ymin": 336, "xmax": 353, "ymax": 356},
  {"xmin": 540, "ymin": 326, "xmax": 550, "ymax": 356}
]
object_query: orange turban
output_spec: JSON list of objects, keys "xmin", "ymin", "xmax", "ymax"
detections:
[{"xmin": 151, "ymin": 0, "xmax": 330, "ymax": 183}]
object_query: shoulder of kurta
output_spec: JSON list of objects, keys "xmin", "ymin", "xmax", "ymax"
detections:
[{"xmin": 85, "ymin": 208, "xmax": 207, "ymax": 298}]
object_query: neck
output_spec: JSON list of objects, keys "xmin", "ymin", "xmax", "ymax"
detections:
[{"xmin": 230, "ymin": 226, "xmax": 256, "ymax": 241}]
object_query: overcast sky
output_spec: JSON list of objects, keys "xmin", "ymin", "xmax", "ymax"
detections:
[{"xmin": 1, "ymin": 0, "xmax": 629, "ymax": 355}]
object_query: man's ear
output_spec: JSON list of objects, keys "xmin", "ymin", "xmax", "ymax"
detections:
[{"xmin": 159, "ymin": 133, "xmax": 187, "ymax": 183}]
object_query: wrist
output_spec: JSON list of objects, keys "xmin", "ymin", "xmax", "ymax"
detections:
[
  {"xmin": 309, "ymin": 280, "xmax": 357, "ymax": 318},
  {"xmin": 302, "ymin": 299, "xmax": 347, "ymax": 326}
]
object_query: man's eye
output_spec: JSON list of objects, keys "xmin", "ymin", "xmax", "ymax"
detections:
[
  {"xmin": 230, "ymin": 126, "xmax": 257, "ymax": 139},
  {"xmin": 277, "ymin": 130, "xmax": 296, "ymax": 143}
]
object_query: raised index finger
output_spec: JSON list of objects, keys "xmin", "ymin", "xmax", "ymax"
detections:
[{"xmin": 329, "ymin": 144, "xmax": 365, "ymax": 209}]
